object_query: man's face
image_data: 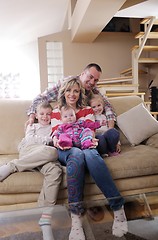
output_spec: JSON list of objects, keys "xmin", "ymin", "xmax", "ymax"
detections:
[{"xmin": 80, "ymin": 67, "xmax": 101, "ymax": 91}]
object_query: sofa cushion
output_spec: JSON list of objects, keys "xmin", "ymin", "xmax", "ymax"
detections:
[
  {"xmin": 0, "ymin": 172, "xmax": 43, "ymax": 193},
  {"xmin": 1, "ymin": 144, "xmax": 157, "ymax": 195},
  {"xmin": 117, "ymin": 103, "xmax": 158, "ymax": 145},
  {"xmin": 106, "ymin": 144, "xmax": 158, "ymax": 179},
  {"xmin": 109, "ymin": 95, "xmax": 143, "ymax": 116},
  {"xmin": 0, "ymin": 99, "xmax": 31, "ymax": 154},
  {"xmin": 145, "ymin": 133, "xmax": 158, "ymax": 148}
]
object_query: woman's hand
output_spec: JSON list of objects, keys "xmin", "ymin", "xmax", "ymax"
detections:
[
  {"xmin": 53, "ymin": 136, "xmax": 59, "ymax": 148},
  {"xmin": 59, "ymin": 146, "xmax": 71, "ymax": 150}
]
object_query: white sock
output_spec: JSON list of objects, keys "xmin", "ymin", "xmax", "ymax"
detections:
[
  {"xmin": 0, "ymin": 164, "xmax": 12, "ymax": 181},
  {"xmin": 112, "ymin": 206, "xmax": 128, "ymax": 238},
  {"xmin": 69, "ymin": 213, "xmax": 85, "ymax": 240},
  {"xmin": 39, "ymin": 208, "xmax": 55, "ymax": 240}
]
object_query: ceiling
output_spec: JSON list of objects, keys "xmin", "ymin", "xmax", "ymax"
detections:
[{"xmin": 0, "ymin": 0, "xmax": 157, "ymax": 46}]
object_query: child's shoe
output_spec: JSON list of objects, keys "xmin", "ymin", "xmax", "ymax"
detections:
[{"xmin": 108, "ymin": 152, "xmax": 120, "ymax": 157}]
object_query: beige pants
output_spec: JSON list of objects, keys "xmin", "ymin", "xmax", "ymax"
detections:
[{"xmin": 8, "ymin": 144, "xmax": 62, "ymax": 207}]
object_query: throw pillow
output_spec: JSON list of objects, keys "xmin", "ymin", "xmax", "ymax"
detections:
[{"xmin": 117, "ymin": 103, "xmax": 158, "ymax": 145}]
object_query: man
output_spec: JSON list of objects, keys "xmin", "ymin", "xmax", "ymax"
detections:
[
  {"xmin": 27, "ymin": 63, "xmax": 116, "ymax": 220},
  {"xmin": 27, "ymin": 63, "xmax": 116, "ymax": 128}
]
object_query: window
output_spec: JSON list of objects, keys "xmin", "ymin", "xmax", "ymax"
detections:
[
  {"xmin": 0, "ymin": 73, "xmax": 20, "ymax": 98},
  {"xmin": 46, "ymin": 42, "xmax": 64, "ymax": 88}
]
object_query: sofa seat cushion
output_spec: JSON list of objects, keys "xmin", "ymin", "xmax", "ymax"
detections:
[
  {"xmin": 0, "ymin": 172, "xmax": 43, "ymax": 193},
  {"xmin": 105, "ymin": 145, "xmax": 158, "ymax": 179},
  {"xmin": 0, "ymin": 145, "xmax": 157, "ymax": 194},
  {"xmin": 60, "ymin": 145, "xmax": 158, "ymax": 190},
  {"xmin": 145, "ymin": 133, "xmax": 158, "ymax": 148}
]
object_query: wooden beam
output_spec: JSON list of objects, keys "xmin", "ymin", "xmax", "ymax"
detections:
[{"xmin": 70, "ymin": 0, "xmax": 126, "ymax": 42}]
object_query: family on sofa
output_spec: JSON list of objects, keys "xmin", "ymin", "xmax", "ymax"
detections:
[
  {"xmin": 1, "ymin": 63, "xmax": 158, "ymax": 240},
  {"xmin": 0, "ymin": 63, "xmax": 129, "ymax": 240}
]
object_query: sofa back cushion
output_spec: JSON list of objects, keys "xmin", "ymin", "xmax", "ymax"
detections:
[
  {"xmin": 108, "ymin": 95, "xmax": 143, "ymax": 116},
  {"xmin": 0, "ymin": 99, "xmax": 31, "ymax": 154},
  {"xmin": 108, "ymin": 96, "xmax": 143, "ymax": 144}
]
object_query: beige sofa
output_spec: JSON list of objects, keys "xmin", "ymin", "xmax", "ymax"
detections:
[{"xmin": 0, "ymin": 96, "xmax": 158, "ymax": 211}]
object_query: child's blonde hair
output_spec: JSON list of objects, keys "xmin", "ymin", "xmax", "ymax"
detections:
[{"xmin": 36, "ymin": 101, "xmax": 53, "ymax": 113}]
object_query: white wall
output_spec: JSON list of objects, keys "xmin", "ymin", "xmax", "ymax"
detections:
[{"xmin": 38, "ymin": 30, "xmax": 138, "ymax": 91}]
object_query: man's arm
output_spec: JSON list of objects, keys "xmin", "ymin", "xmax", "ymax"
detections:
[
  {"xmin": 26, "ymin": 81, "xmax": 61, "ymax": 126},
  {"xmin": 27, "ymin": 81, "xmax": 61, "ymax": 116}
]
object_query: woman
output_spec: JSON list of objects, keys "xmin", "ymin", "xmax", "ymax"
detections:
[{"xmin": 51, "ymin": 77, "xmax": 128, "ymax": 240}]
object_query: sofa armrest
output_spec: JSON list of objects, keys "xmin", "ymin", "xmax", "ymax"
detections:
[{"xmin": 145, "ymin": 133, "xmax": 158, "ymax": 148}]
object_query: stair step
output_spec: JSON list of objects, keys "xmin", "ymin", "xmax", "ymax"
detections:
[
  {"xmin": 120, "ymin": 67, "xmax": 147, "ymax": 75},
  {"xmin": 100, "ymin": 84, "xmax": 138, "ymax": 88},
  {"xmin": 98, "ymin": 76, "xmax": 132, "ymax": 85},
  {"xmin": 106, "ymin": 92, "xmax": 145, "ymax": 99},
  {"xmin": 138, "ymin": 58, "xmax": 158, "ymax": 63},
  {"xmin": 141, "ymin": 18, "xmax": 158, "ymax": 25},
  {"xmin": 132, "ymin": 45, "xmax": 158, "ymax": 51},
  {"xmin": 135, "ymin": 32, "xmax": 158, "ymax": 39},
  {"xmin": 98, "ymin": 84, "xmax": 139, "ymax": 93},
  {"xmin": 120, "ymin": 68, "xmax": 132, "ymax": 76}
]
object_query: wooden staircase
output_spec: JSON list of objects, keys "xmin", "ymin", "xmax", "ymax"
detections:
[
  {"xmin": 132, "ymin": 17, "xmax": 158, "ymax": 88},
  {"xmin": 97, "ymin": 16, "xmax": 158, "ymax": 103},
  {"xmin": 97, "ymin": 75, "xmax": 138, "ymax": 95}
]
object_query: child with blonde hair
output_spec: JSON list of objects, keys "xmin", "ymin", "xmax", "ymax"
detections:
[{"xmin": 89, "ymin": 94, "xmax": 120, "ymax": 156}]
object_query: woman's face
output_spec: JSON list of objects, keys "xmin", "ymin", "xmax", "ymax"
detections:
[{"xmin": 64, "ymin": 82, "xmax": 80, "ymax": 108}]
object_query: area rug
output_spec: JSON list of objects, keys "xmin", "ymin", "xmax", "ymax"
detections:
[{"xmin": 0, "ymin": 223, "xmax": 146, "ymax": 240}]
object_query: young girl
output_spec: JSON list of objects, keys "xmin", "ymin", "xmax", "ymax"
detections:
[{"xmin": 89, "ymin": 94, "xmax": 120, "ymax": 156}]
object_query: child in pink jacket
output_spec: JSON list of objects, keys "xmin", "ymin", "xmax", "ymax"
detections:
[{"xmin": 52, "ymin": 105, "xmax": 104, "ymax": 150}]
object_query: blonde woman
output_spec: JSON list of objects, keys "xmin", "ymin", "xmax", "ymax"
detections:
[{"xmin": 51, "ymin": 77, "xmax": 128, "ymax": 240}]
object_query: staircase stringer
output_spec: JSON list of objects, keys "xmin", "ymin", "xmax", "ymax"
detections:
[
  {"xmin": 132, "ymin": 17, "xmax": 156, "ymax": 92},
  {"xmin": 132, "ymin": 49, "xmax": 139, "ymax": 91},
  {"xmin": 137, "ymin": 16, "xmax": 156, "ymax": 59}
]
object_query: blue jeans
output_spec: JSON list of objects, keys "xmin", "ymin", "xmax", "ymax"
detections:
[
  {"xmin": 58, "ymin": 147, "xmax": 124, "ymax": 214},
  {"xmin": 96, "ymin": 128, "xmax": 120, "ymax": 155}
]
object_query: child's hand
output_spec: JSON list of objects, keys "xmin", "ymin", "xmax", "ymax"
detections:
[
  {"xmin": 100, "ymin": 119, "xmax": 106, "ymax": 126},
  {"xmin": 116, "ymin": 143, "xmax": 121, "ymax": 153},
  {"xmin": 89, "ymin": 138, "xmax": 99, "ymax": 148}
]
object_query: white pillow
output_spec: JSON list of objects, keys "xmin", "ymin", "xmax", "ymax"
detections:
[{"xmin": 117, "ymin": 103, "xmax": 158, "ymax": 146}]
